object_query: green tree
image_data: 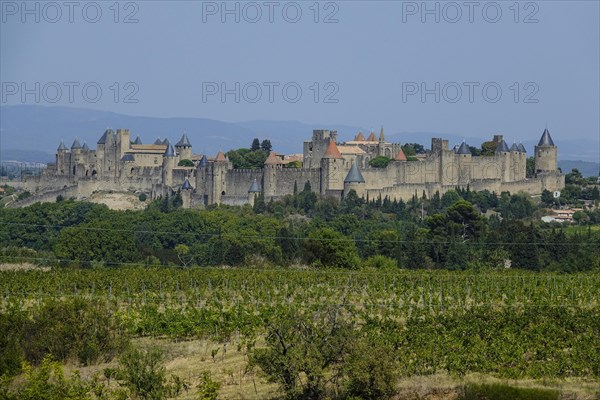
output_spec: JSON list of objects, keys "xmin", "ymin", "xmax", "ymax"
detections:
[
  {"xmin": 177, "ymin": 159, "xmax": 194, "ymax": 167},
  {"xmin": 441, "ymin": 190, "xmax": 461, "ymax": 208},
  {"xmin": 445, "ymin": 200, "xmax": 486, "ymax": 240},
  {"xmin": 249, "ymin": 307, "xmax": 355, "ymax": 399},
  {"xmin": 565, "ymin": 169, "xmax": 584, "ymax": 185},
  {"xmin": 368, "ymin": 156, "xmax": 392, "ymax": 168},
  {"xmin": 260, "ymin": 139, "xmax": 272, "ymax": 153},
  {"xmin": 303, "ymin": 227, "xmax": 359, "ymax": 268},
  {"xmin": 526, "ymin": 157, "xmax": 535, "ymax": 178},
  {"xmin": 402, "ymin": 143, "xmax": 425, "ymax": 155},
  {"xmin": 251, "ymin": 138, "xmax": 260, "ymax": 151},
  {"xmin": 172, "ymin": 190, "xmax": 183, "ymax": 209},
  {"xmin": 245, "ymin": 150, "xmax": 269, "ymax": 168},
  {"xmin": 116, "ymin": 347, "xmax": 168, "ymax": 400},
  {"xmin": 297, "ymin": 182, "xmax": 317, "ymax": 213},
  {"xmin": 175, "ymin": 244, "xmax": 193, "ymax": 267},
  {"xmin": 253, "ymin": 192, "xmax": 266, "ymax": 214},
  {"xmin": 397, "ymin": 223, "xmax": 429, "ymax": 269},
  {"xmin": 401, "ymin": 144, "xmax": 416, "ymax": 156},
  {"xmin": 468, "ymin": 146, "xmax": 482, "ymax": 156},
  {"xmin": 591, "ymin": 186, "xmax": 600, "ymax": 200},
  {"xmin": 541, "ymin": 189, "xmax": 554, "ymax": 206},
  {"xmin": 480, "ymin": 140, "xmax": 497, "ymax": 156}
]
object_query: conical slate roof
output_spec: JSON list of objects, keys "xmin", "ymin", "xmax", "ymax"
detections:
[
  {"xmin": 82, "ymin": 142, "xmax": 90, "ymax": 151},
  {"xmin": 71, "ymin": 138, "xmax": 82, "ymax": 149},
  {"xmin": 176, "ymin": 133, "xmax": 191, "ymax": 147},
  {"xmin": 344, "ymin": 163, "xmax": 365, "ymax": 184},
  {"xmin": 182, "ymin": 178, "xmax": 193, "ymax": 190},
  {"xmin": 164, "ymin": 144, "xmax": 175, "ymax": 157},
  {"xmin": 162, "ymin": 138, "xmax": 170, "ymax": 146},
  {"xmin": 57, "ymin": 141, "xmax": 68, "ymax": 151},
  {"xmin": 98, "ymin": 129, "xmax": 113, "ymax": 144},
  {"xmin": 322, "ymin": 140, "xmax": 343, "ymax": 159},
  {"xmin": 510, "ymin": 142, "xmax": 520, "ymax": 152},
  {"xmin": 198, "ymin": 155, "xmax": 208, "ymax": 167},
  {"xmin": 517, "ymin": 143, "xmax": 527, "ymax": 153},
  {"xmin": 496, "ymin": 140, "xmax": 510, "ymax": 153},
  {"xmin": 121, "ymin": 154, "xmax": 135, "ymax": 162},
  {"xmin": 133, "ymin": 136, "xmax": 142, "ymax": 145},
  {"xmin": 248, "ymin": 178, "xmax": 261, "ymax": 193},
  {"xmin": 457, "ymin": 142, "xmax": 471, "ymax": 155},
  {"xmin": 538, "ymin": 128, "xmax": 555, "ymax": 146},
  {"xmin": 154, "ymin": 138, "xmax": 163, "ymax": 145}
]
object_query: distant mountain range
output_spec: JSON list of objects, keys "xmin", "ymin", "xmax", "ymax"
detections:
[{"xmin": 1, "ymin": 105, "xmax": 598, "ymax": 176}]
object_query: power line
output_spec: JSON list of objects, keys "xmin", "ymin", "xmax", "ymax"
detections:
[{"xmin": 2, "ymin": 222, "xmax": 599, "ymax": 246}]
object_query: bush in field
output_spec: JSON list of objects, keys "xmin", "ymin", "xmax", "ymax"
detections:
[
  {"xmin": 0, "ymin": 355, "xmax": 92, "ymax": 400},
  {"xmin": 115, "ymin": 346, "xmax": 174, "ymax": 400},
  {"xmin": 196, "ymin": 371, "xmax": 221, "ymax": 400},
  {"xmin": 249, "ymin": 307, "xmax": 398, "ymax": 399},
  {"xmin": 363, "ymin": 255, "xmax": 397, "ymax": 269},
  {"xmin": 344, "ymin": 335, "xmax": 399, "ymax": 399},
  {"xmin": 0, "ymin": 308, "xmax": 26, "ymax": 376},
  {"xmin": 0, "ymin": 298, "xmax": 128, "ymax": 376},
  {"xmin": 249, "ymin": 307, "xmax": 354, "ymax": 399}
]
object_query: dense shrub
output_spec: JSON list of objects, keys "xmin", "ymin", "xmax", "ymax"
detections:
[
  {"xmin": 0, "ymin": 298, "xmax": 128, "ymax": 376},
  {"xmin": 0, "ymin": 356, "xmax": 92, "ymax": 400}
]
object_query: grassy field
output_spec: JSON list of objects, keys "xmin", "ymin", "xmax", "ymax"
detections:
[
  {"xmin": 561, "ymin": 224, "xmax": 600, "ymax": 236},
  {"xmin": 63, "ymin": 337, "xmax": 599, "ymax": 400}
]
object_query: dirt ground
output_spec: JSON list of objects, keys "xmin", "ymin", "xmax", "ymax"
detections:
[
  {"xmin": 86, "ymin": 192, "xmax": 148, "ymax": 211},
  {"xmin": 0, "ymin": 263, "xmax": 50, "ymax": 272}
]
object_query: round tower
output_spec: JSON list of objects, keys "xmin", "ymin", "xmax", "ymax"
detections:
[
  {"xmin": 343, "ymin": 162, "xmax": 366, "ymax": 198},
  {"xmin": 181, "ymin": 178, "xmax": 193, "ymax": 208},
  {"xmin": 534, "ymin": 128, "xmax": 557, "ymax": 174},
  {"xmin": 175, "ymin": 133, "xmax": 193, "ymax": 161},
  {"xmin": 70, "ymin": 138, "xmax": 83, "ymax": 176},
  {"xmin": 320, "ymin": 139, "xmax": 344, "ymax": 196},
  {"xmin": 56, "ymin": 141, "xmax": 69, "ymax": 175},
  {"xmin": 162, "ymin": 144, "xmax": 176, "ymax": 187},
  {"xmin": 247, "ymin": 178, "xmax": 262, "ymax": 206},
  {"xmin": 263, "ymin": 151, "xmax": 281, "ymax": 198},
  {"xmin": 495, "ymin": 139, "xmax": 511, "ymax": 182},
  {"xmin": 456, "ymin": 141, "xmax": 472, "ymax": 185},
  {"xmin": 211, "ymin": 150, "xmax": 229, "ymax": 204}
]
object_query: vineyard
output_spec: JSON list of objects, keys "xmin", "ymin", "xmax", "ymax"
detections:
[{"xmin": 2, "ymin": 267, "xmax": 599, "ymax": 388}]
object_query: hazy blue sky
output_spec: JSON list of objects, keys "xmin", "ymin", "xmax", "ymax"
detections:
[{"xmin": 1, "ymin": 0, "xmax": 599, "ymax": 147}]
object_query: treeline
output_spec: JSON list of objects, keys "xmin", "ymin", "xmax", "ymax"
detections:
[
  {"xmin": 1, "ymin": 186, "xmax": 600, "ymax": 271},
  {"xmin": 226, "ymin": 138, "xmax": 273, "ymax": 169}
]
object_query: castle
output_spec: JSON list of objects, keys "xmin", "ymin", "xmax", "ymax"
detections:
[{"xmin": 20, "ymin": 127, "xmax": 564, "ymax": 208}]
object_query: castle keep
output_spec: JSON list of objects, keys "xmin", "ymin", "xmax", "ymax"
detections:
[{"xmin": 24, "ymin": 127, "xmax": 564, "ymax": 207}]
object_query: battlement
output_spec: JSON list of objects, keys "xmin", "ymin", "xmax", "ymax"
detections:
[{"xmin": 32, "ymin": 126, "xmax": 562, "ymax": 209}]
